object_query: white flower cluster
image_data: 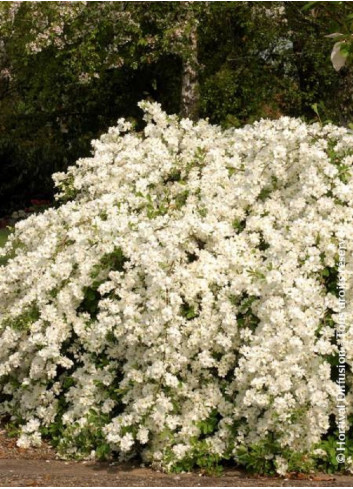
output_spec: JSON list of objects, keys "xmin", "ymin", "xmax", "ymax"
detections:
[{"xmin": 0, "ymin": 102, "xmax": 352, "ymax": 472}]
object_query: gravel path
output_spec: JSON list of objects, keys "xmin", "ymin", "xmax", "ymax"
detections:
[{"xmin": 1, "ymin": 460, "xmax": 353, "ymax": 487}]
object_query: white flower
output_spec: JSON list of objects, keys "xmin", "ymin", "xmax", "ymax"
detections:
[
  {"xmin": 136, "ymin": 427, "xmax": 149, "ymax": 444},
  {"xmin": 120, "ymin": 433, "xmax": 134, "ymax": 452},
  {"xmin": 275, "ymin": 456, "xmax": 288, "ymax": 476}
]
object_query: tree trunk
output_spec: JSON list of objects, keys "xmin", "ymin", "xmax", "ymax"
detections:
[
  {"xmin": 180, "ymin": 12, "xmax": 199, "ymax": 121},
  {"xmin": 337, "ymin": 67, "xmax": 353, "ymax": 127}
]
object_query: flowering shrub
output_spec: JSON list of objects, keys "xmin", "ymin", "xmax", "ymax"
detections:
[{"xmin": 0, "ymin": 102, "xmax": 352, "ymax": 474}]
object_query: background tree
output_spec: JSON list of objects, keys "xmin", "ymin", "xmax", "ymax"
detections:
[{"xmin": 303, "ymin": 1, "xmax": 353, "ymax": 125}]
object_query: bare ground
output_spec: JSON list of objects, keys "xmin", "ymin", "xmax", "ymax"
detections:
[{"xmin": 1, "ymin": 429, "xmax": 353, "ymax": 487}]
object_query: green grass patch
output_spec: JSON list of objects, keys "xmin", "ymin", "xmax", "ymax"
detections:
[
  {"xmin": 0, "ymin": 228, "xmax": 11, "ymax": 266},
  {"xmin": 0, "ymin": 228, "xmax": 10, "ymax": 248}
]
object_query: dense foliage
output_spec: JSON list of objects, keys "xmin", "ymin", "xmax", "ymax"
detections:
[
  {"xmin": 0, "ymin": 103, "xmax": 352, "ymax": 475},
  {"xmin": 0, "ymin": 1, "xmax": 351, "ymax": 214}
]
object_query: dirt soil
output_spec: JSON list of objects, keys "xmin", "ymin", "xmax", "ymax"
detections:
[{"xmin": 1, "ymin": 429, "xmax": 353, "ymax": 487}]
